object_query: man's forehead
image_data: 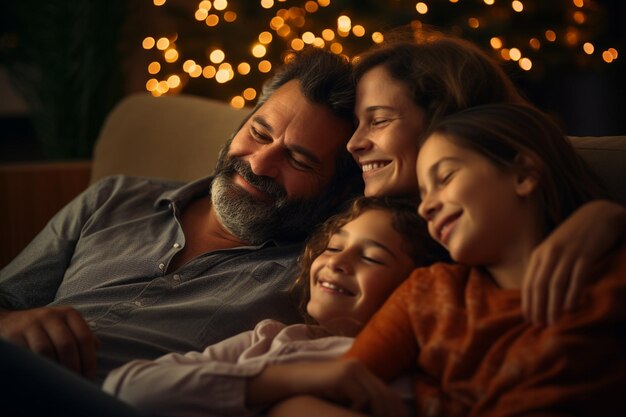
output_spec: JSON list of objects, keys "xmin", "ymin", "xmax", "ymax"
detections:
[
  {"xmin": 260, "ymin": 79, "xmax": 307, "ymax": 113},
  {"xmin": 252, "ymin": 82, "xmax": 351, "ymax": 157}
]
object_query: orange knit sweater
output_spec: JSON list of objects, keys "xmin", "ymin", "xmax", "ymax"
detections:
[{"xmin": 345, "ymin": 247, "xmax": 626, "ymax": 417}]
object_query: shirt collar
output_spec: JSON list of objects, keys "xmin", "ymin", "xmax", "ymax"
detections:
[
  {"xmin": 153, "ymin": 175, "xmax": 297, "ymax": 248},
  {"xmin": 154, "ymin": 175, "xmax": 214, "ymax": 210}
]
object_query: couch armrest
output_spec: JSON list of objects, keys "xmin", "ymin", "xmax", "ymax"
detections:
[{"xmin": 0, "ymin": 161, "xmax": 92, "ymax": 268}]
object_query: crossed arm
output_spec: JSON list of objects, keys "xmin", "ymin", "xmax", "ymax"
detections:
[{"xmin": 248, "ymin": 360, "xmax": 409, "ymax": 417}]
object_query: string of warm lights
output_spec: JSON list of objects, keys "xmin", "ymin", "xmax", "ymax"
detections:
[{"xmin": 142, "ymin": 0, "xmax": 619, "ymax": 108}]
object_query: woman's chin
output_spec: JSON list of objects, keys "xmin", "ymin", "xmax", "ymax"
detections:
[{"xmin": 364, "ymin": 183, "xmax": 418, "ymax": 199}]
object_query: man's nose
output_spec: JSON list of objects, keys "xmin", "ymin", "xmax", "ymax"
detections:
[{"xmin": 248, "ymin": 145, "xmax": 281, "ymax": 178}]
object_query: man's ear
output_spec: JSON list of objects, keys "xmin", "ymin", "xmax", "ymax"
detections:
[{"xmin": 513, "ymin": 152, "xmax": 541, "ymax": 197}]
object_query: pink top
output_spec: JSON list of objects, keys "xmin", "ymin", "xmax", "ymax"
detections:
[{"xmin": 103, "ymin": 319, "xmax": 355, "ymax": 417}]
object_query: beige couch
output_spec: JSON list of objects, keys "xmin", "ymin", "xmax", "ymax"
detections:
[
  {"xmin": 1, "ymin": 93, "xmax": 625, "ymax": 267},
  {"xmin": 91, "ymin": 93, "xmax": 248, "ymax": 183}
]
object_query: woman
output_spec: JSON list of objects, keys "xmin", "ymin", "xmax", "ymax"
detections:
[{"xmin": 347, "ymin": 28, "xmax": 625, "ymax": 324}]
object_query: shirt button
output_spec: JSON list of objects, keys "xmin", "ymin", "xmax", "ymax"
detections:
[
  {"xmin": 158, "ymin": 263, "xmax": 165, "ymax": 270},
  {"xmin": 173, "ymin": 243, "xmax": 180, "ymax": 249},
  {"xmin": 173, "ymin": 274, "xmax": 181, "ymax": 281}
]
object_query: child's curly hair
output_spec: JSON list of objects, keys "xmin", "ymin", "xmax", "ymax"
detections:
[{"xmin": 290, "ymin": 196, "xmax": 448, "ymax": 324}]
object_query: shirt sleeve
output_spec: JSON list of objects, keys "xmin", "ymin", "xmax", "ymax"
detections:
[
  {"xmin": 0, "ymin": 177, "xmax": 116, "ymax": 309},
  {"xmin": 102, "ymin": 321, "xmax": 284, "ymax": 417},
  {"xmin": 344, "ymin": 269, "xmax": 424, "ymax": 382}
]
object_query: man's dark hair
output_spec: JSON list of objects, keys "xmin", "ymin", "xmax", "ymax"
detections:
[
  {"xmin": 255, "ymin": 46, "xmax": 356, "ymax": 121},
  {"xmin": 216, "ymin": 47, "xmax": 364, "ymax": 230},
  {"xmin": 257, "ymin": 47, "xmax": 363, "ymax": 218}
]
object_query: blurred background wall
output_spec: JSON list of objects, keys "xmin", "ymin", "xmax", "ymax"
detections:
[{"xmin": 1, "ymin": 0, "xmax": 624, "ymax": 162}]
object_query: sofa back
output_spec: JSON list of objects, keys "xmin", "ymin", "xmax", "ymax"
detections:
[
  {"xmin": 92, "ymin": 94, "xmax": 248, "ymax": 183},
  {"xmin": 568, "ymin": 135, "xmax": 626, "ymax": 204},
  {"xmin": 93, "ymin": 93, "xmax": 626, "ymax": 204}
]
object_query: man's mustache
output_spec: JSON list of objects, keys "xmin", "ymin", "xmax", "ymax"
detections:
[{"xmin": 224, "ymin": 157, "xmax": 287, "ymax": 201}]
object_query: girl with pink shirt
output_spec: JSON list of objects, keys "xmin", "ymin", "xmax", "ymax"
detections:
[{"xmin": 103, "ymin": 197, "xmax": 443, "ymax": 417}]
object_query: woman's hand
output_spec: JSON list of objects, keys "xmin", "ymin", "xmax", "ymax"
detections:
[{"xmin": 522, "ymin": 200, "xmax": 626, "ymax": 324}]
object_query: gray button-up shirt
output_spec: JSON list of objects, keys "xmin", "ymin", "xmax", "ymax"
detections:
[{"xmin": 0, "ymin": 175, "xmax": 303, "ymax": 382}]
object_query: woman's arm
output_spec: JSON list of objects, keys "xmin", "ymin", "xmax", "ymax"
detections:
[
  {"xmin": 247, "ymin": 359, "xmax": 406, "ymax": 415},
  {"xmin": 267, "ymin": 394, "xmax": 409, "ymax": 417},
  {"xmin": 268, "ymin": 395, "xmax": 370, "ymax": 417},
  {"xmin": 344, "ymin": 274, "xmax": 419, "ymax": 381},
  {"xmin": 522, "ymin": 200, "xmax": 626, "ymax": 324},
  {"xmin": 249, "ymin": 282, "xmax": 421, "ymax": 415}
]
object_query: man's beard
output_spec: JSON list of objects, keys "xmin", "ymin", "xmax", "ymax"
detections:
[{"xmin": 211, "ymin": 156, "xmax": 335, "ymax": 245}]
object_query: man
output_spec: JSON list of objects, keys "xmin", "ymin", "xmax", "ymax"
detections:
[{"xmin": 0, "ymin": 47, "xmax": 363, "ymax": 384}]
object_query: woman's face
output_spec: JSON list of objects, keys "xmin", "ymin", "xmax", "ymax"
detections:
[{"xmin": 347, "ymin": 65, "xmax": 426, "ymax": 198}]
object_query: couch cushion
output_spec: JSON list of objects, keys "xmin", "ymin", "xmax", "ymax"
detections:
[{"xmin": 91, "ymin": 93, "xmax": 247, "ymax": 183}]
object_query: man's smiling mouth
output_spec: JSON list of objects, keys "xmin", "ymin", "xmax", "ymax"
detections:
[{"xmin": 233, "ymin": 174, "xmax": 273, "ymax": 203}]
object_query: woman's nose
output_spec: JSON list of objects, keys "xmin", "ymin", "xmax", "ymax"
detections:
[{"xmin": 346, "ymin": 127, "xmax": 371, "ymax": 155}]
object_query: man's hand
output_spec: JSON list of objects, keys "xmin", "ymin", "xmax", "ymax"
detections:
[
  {"xmin": 248, "ymin": 359, "xmax": 408, "ymax": 417},
  {"xmin": 0, "ymin": 306, "xmax": 99, "ymax": 379},
  {"xmin": 522, "ymin": 200, "xmax": 626, "ymax": 324}
]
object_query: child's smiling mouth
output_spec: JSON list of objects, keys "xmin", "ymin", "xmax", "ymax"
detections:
[{"xmin": 318, "ymin": 279, "xmax": 355, "ymax": 296}]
